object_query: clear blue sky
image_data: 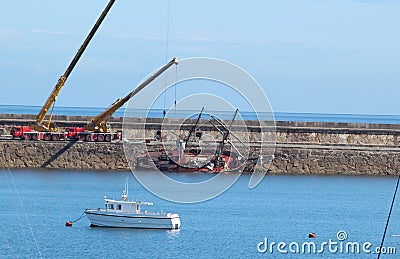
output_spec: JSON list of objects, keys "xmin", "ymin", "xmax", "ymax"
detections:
[{"xmin": 0, "ymin": 0, "xmax": 399, "ymax": 115}]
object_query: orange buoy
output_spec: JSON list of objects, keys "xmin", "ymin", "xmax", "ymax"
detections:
[
  {"xmin": 308, "ymin": 232, "xmax": 316, "ymax": 238},
  {"xmin": 65, "ymin": 221, "xmax": 73, "ymax": 227}
]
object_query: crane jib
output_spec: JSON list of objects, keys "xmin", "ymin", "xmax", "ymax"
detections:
[
  {"xmin": 63, "ymin": 0, "xmax": 115, "ymax": 79},
  {"xmin": 35, "ymin": 0, "xmax": 115, "ymax": 130},
  {"xmin": 89, "ymin": 57, "xmax": 178, "ymax": 129}
]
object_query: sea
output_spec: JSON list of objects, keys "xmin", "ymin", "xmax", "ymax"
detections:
[
  {"xmin": 1, "ymin": 105, "xmax": 400, "ymax": 258},
  {"xmin": 2, "ymin": 104, "xmax": 400, "ymax": 124},
  {"xmin": 1, "ymin": 171, "xmax": 400, "ymax": 258}
]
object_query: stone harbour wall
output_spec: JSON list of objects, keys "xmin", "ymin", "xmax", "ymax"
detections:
[
  {"xmin": 2, "ymin": 114, "xmax": 400, "ymax": 175},
  {"xmin": 271, "ymin": 145, "xmax": 400, "ymax": 175},
  {"xmin": 0, "ymin": 141, "xmax": 130, "ymax": 171},
  {"xmin": 1, "ymin": 140, "xmax": 400, "ymax": 175}
]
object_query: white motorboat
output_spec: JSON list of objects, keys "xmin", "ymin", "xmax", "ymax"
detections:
[{"xmin": 84, "ymin": 181, "xmax": 180, "ymax": 229}]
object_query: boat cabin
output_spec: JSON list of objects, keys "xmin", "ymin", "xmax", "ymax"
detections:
[{"xmin": 104, "ymin": 196, "xmax": 153, "ymax": 214}]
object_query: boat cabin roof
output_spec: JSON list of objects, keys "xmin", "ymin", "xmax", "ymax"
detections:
[{"xmin": 104, "ymin": 197, "xmax": 153, "ymax": 206}]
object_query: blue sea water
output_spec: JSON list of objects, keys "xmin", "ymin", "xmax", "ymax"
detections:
[
  {"xmin": 2, "ymin": 104, "xmax": 400, "ymax": 124},
  {"xmin": 1, "ymin": 106, "xmax": 400, "ymax": 258},
  {"xmin": 1, "ymin": 170, "xmax": 399, "ymax": 258}
]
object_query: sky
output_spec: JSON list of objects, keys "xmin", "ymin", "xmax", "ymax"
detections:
[{"xmin": 0, "ymin": 0, "xmax": 399, "ymax": 115}]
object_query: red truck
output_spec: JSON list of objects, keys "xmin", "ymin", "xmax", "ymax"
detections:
[
  {"xmin": 11, "ymin": 126, "xmax": 121, "ymax": 142},
  {"xmin": 65, "ymin": 127, "xmax": 121, "ymax": 142},
  {"xmin": 10, "ymin": 126, "xmax": 31, "ymax": 139},
  {"xmin": 10, "ymin": 126, "xmax": 66, "ymax": 141},
  {"xmin": 10, "ymin": 126, "xmax": 122, "ymax": 142},
  {"xmin": 65, "ymin": 127, "xmax": 85, "ymax": 139}
]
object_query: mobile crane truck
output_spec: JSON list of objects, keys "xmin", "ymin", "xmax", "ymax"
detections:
[
  {"xmin": 11, "ymin": 0, "xmax": 115, "ymax": 140},
  {"xmin": 65, "ymin": 57, "xmax": 179, "ymax": 142}
]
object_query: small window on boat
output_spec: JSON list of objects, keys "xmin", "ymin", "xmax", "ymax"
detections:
[
  {"xmin": 109, "ymin": 204, "xmax": 114, "ymax": 210},
  {"xmin": 117, "ymin": 205, "xmax": 121, "ymax": 210}
]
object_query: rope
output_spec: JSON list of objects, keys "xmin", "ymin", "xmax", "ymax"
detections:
[
  {"xmin": 174, "ymin": 64, "xmax": 177, "ymax": 116},
  {"xmin": 71, "ymin": 212, "xmax": 87, "ymax": 223},
  {"xmin": 163, "ymin": 0, "xmax": 171, "ymax": 118},
  {"xmin": 1, "ymin": 152, "xmax": 42, "ymax": 258},
  {"xmin": 377, "ymin": 175, "xmax": 400, "ymax": 259},
  {"xmin": 47, "ymin": 99, "xmax": 57, "ymax": 129},
  {"xmin": 1, "ymin": 170, "xmax": 19, "ymax": 257}
]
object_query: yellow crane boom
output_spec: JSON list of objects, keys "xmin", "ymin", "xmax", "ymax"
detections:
[
  {"xmin": 31, "ymin": 0, "xmax": 116, "ymax": 132},
  {"xmin": 86, "ymin": 57, "xmax": 178, "ymax": 132}
]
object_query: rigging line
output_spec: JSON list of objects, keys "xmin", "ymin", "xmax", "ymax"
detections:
[
  {"xmin": 377, "ymin": 175, "xmax": 400, "ymax": 259},
  {"xmin": 7, "ymin": 168, "xmax": 43, "ymax": 259},
  {"xmin": 174, "ymin": 64, "xmax": 177, "ymax": 116},
  {"xmin": 1, "ymin": 166, "xmax": 42, "ymax": 258},
  {"xmin": 1, "ymin": 154, "xmax": 29, "ymax": 257},
  {"xmin": 163, "ymin": 0, "xmax": 171, "ymax": 117},
  {"xmin": 1, "ymin": 170, "xmax": 18, "ymax": 257},
  {"xmin": 0, "ymin": 151, "xmax": 42, "ymax": 258},
  {"xmin": 71, "ymin": 212, "xmax": 87, "ymax": 223}
]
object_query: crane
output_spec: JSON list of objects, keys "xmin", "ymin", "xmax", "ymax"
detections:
[
  {"xmin": 72, "ymin": 57, "xmax": 178, "ymax": 141},
  {"xmin": 185, "ymin": 107, "xmax": 204, "ymax": 146},
  {"xmin": 30, "ymin": 0, "xmax": 116, "ymax": 132}
]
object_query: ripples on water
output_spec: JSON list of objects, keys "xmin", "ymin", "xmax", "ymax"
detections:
[{"xmin": 1, "ymin": 170, "xmax": 399, "ymax": 258}]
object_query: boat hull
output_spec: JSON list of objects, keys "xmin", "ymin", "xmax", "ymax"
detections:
[{"xmin": 85, "ymin": 210, "xmax": 181, "ymax": 229}]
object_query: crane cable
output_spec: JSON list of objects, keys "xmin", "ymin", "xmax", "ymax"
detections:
[
  {"xmin": 47, "ymin": 99, "xmax": 57, "ymax": 129},
  {"xmin": 163, "ymin": 0, "xmax": 171, "ymax": 118},
  {"xmin": 377, "ymin": 175, "xmax": 400, "ymax": 259},
  {"xmin": 174, "ymin": 64, "xmax": 177, "ymax": 116}
]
